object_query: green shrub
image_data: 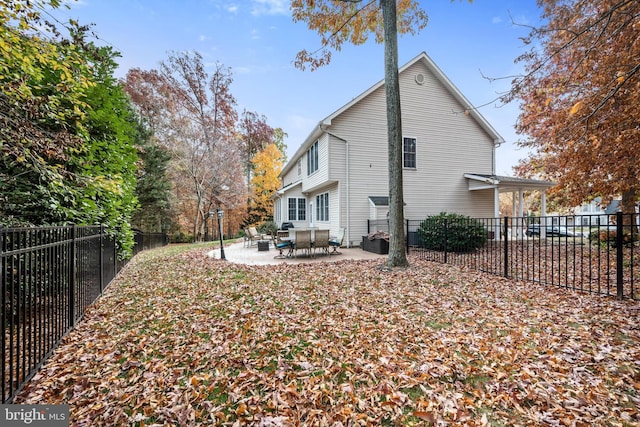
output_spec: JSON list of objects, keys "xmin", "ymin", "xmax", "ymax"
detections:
[
  {"xmin": 170, "ymin": 231, "xmax": 194, "ymax": 244},
  {"xmin": 418, "ymin": 212, "xmax": 488, "ymax": 252},
  {"xmin": 589, "ymin": 228, "xmax": 638, "ymax": 248},
  {"xmin": 257, "ymin": 221, "xmax": 278, "ymax": 236}
]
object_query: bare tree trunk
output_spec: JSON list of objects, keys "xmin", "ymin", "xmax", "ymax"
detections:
[
  {"xmin": 621, "ymin": 189, "xmax": 637, "ymax": 236},
  {"xmin": 381, "ymin": 0, "xmax": 408, "ymax": 268},
  {"xmin": 621, "ymin": 189, "xmax": 636, "ymax": 215}
]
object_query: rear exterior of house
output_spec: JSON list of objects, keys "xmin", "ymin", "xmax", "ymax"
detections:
[{"xmin": 274, "ymin": 52, "xmax": 503, "ymax": 247}]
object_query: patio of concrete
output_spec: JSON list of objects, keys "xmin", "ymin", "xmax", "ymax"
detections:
[{"xmin": 207, "ymin": 240, "xmax": 388, "ymax": 265}]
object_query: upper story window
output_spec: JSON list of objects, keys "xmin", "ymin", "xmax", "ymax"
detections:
[
  {"xmin": 403, "ymin": 137, "xmax": 416, "ymax": 169},
  {"xmin": 307, "ymin": 140, "xmax": 319, "ymax": 175}
]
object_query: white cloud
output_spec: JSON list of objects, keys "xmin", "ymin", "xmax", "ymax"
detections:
[
  {"xmin": 225, "ymin": 4, "xmax": 238, "ymax": 14},
  {"xmin": 234, "ymin": 66, "xmax": 253, "ymax": 74},
  {"xmin": 492, "ymin": 16, "xmax": 503, "ymax": 24},
  {"xmin": 250, "ymin": 0, "xmax": 288, "ymax": 16}
]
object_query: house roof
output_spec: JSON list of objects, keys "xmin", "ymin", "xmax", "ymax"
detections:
[
  {"xmin": 605, "ymin": 200, "xmax": 621, "ymax": 214},
  {"xmin": 274, "ymin": 180, "xmax": 302, "ymax": 196},
  {"xmin": 281, "ymin": 51, "xmax": 506, "ymax": 178},
  {"xmin": 464, "ymin": 174, "xmax": 556, "ymax": 193},
  {"xmin": 368, "ymin": 196, "xmax": 407, "ymax": 207},
  {"xmin": 368, "ymin": 196, "xmax": 389, "ymax": 207}
]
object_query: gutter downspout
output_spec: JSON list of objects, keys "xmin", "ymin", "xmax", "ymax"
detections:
[
  {"xmin": 346, "ymin": 137, "xmax": 350, "ymax": 247},
  {"xmin": 492, "ymin": 138, "xmax": 503, "ymax": 175}
]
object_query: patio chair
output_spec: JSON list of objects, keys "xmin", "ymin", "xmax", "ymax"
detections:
[
  {"xmin": 329, "ymin": 227, "xmax": 346, "ymax": 255},
  {"xmin": 293, "ymin": 229, "xmax": 312, "ymax": 258},
  {"xmin": 313, "ymin": 229, "xmax": 330, "ymax": 256},
  {"xmin": 245, "ymin": 227, "xmax": 266, "ymax": 246},
  {"xmin": 273, "ymin": 230, "xmax": 292, "ymax": 259}
]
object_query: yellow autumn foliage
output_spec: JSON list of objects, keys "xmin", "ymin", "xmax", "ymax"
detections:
[{"xmin": 250, "ymin": 143, "xmax": 284, "ymax": 221}]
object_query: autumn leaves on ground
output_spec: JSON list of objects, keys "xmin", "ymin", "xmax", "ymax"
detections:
[{"xmin": 15, "ymin": 246, "xmax": 640, "ymax": 426}]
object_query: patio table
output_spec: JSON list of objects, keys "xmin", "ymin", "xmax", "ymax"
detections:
[{"xmin": 279, "ymin": 228, "xmax": 330, "ymax": 258}]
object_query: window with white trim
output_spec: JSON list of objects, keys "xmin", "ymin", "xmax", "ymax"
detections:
[
  {"xmin": 307, "ymin": 140, "xmax": 319, "ymax": 175},
  {"xmin": 288, "ymin": 197, "xmax": 306, "ymax": 221},
  {"xmin": 403, "ymin": 137, "xmax": 416, "ymax": 168},
  {"xmin": 316, "ymin": 193, "xmax": 329, "ymax": 222}
]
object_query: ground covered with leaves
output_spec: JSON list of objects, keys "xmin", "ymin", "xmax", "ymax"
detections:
[{"xmin": 15, "ymin": 246, "xmax": 640, "ymax": 426}]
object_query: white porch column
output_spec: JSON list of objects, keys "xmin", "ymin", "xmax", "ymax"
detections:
[
  {"xmin": 540, "ymin": 191, "xmax": 547, "ymax": 239},
  {"xmin": 518, "ymin": 189, "xmax": 524, "ymax": 238},
  {"xmin": 518, "ymin": 190, "xmax": 524, "ymax": 217},
  {"xmin": 511, "ymin": 192, "xmax": 517, "ymax": 240}
]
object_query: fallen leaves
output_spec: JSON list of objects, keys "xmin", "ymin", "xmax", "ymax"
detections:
[{"xmin": 14, "ymin": 246, "xmax": 640, "ymax": 426}]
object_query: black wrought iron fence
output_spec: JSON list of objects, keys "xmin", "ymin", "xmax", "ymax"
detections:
[
  {"xmin": 406, "ymin": 212, "xmax": 638, "ymax": 300},
  {"xmin": 1, "ymin": 226, "xmax": 167, "ymax": 403}
]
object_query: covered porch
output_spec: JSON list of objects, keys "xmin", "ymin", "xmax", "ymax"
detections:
[{"xmin": 464, "ymin": 174, "xmax": 556, "ymax": 239}]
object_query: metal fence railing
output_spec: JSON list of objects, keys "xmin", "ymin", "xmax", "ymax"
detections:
[
  {"xmin": 399, "ymin": 212, "xmax": 638, "ymax": 301},
  {"xmin": 1, "ymin": 226, "xmax": 168, "ymax": 403}
]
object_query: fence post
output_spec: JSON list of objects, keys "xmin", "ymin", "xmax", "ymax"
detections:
[
  {"xmin": 68, "ymin": 225, "xmax": 76, "ymax": 328},
  {"xmin": 114, "ymin": 234, "xmax": 118, "ymax": 274},
  {"xmin": 503, "ymin": 217, "xmax": 509, "ymax": 278},
  {"xmin": 405, "ymin": 219, "xmax": 409, "ymax": 254},
  {"xmin": 99, "ymin": 225, "xmax": 104, "ymax": 293},
  {"xmin": 616, "ymin": 212, "xmax": 624, "ymax": 300},
  {"xmin": 443, "ymin": 218, "xmax": 448, "ymax": 264}
]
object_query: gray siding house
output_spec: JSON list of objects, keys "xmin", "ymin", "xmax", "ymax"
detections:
[{"xmin": 273, "ymin": 52, "xmax": 552, "ymax": 247}]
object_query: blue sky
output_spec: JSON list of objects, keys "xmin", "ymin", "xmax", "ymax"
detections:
[{"xmin": 56, "ymin": 0, "xmax": 543, "ymax": 175}]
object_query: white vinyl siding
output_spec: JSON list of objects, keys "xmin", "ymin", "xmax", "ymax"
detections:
[
  {"xmin": 303, "ymin": 134, "xmax": 329, "ymax": 193},
  {"xmin": 327, "ymin": 60, "xmax": 495, "ymax": 240},
  {"xmin": 276, "ymin": 54, "xmax": 499, "ymax": 245},
  {"xmin": 274, "ymin": 199, "xmax": 282, "ymax": 224}
]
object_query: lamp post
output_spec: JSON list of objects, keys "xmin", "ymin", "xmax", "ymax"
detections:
[{"xmin": 216, "ymin": 208, "xmax": 226, "ymax": 260}]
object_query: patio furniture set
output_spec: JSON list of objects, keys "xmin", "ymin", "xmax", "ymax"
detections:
[{"xmin": 244, "ymin": 226, "xmax": 345, "ymax": 259}]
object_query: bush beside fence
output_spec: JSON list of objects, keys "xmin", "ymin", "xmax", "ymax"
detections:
[{"xmin": 1, "ymin": 226, "xmax": 168, "ymax": 403}]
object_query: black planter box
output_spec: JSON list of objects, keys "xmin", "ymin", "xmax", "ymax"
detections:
[
  {"xmin": 362, "ymin": 236, "xmax": 389, "ymax": 254},
  {"xmin": 257, "ymin": 240, "xmax": 270, "ymax": 251}
]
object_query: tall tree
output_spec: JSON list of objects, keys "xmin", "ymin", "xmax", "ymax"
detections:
[
  {"xmin": 238, "ymin": 110, "xmax": 276, "ymax": 195},
  {"xmin": 1, "ymin": 0, "xmax": 93, "ymax": 225},
  {"xmin": 160, "ymin": 52, "xmax": 240, "ymax": 239},
  {"xmin": 72, "ymin": 43, "xmax": 140, "ymax": 255},
  {"xmin": 125, "ymin": 53, "xmax": 244, "ymax": 240},
  {"xmin": 249, "ymin": 143, "xmax": 285, "ymax": 225},
  {"xmin": 1, "ymin": 1, "xmax": 141, "ymax": 255},
  {"xmin": 506, "ymin": 0, "xmax": 640, "ymax": 214},
  {"xmin": 272, "ymin": 127, "xmax": 289, "ymax": 164},
  {"xmin": 291, "ymin": 0, "xmax": 429, "ymax": 267},
  {"xmin": 132, "ymin": 122, "xmax": 173, "ymax": 233}
]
